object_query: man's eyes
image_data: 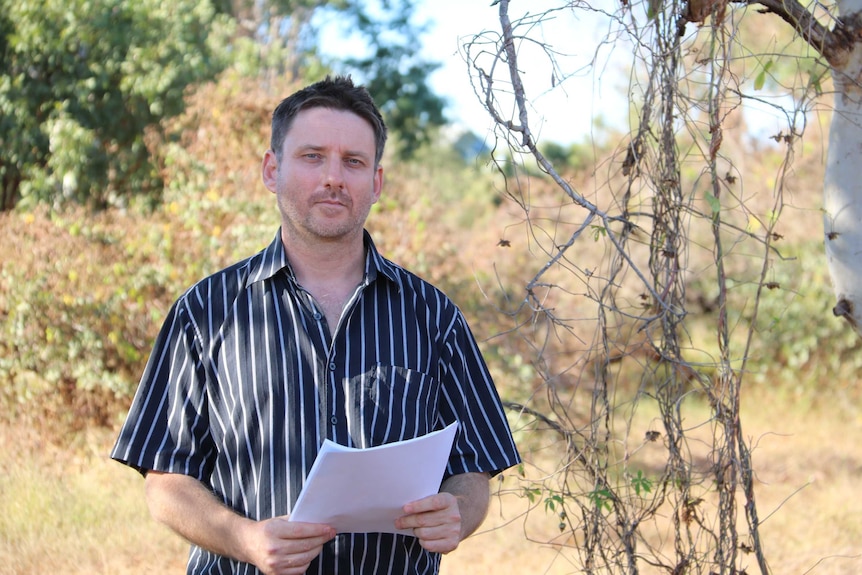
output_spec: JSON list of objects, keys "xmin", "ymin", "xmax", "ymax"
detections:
[
  {"xmin": 302, "ymin": 154, "xmax": 362, "ymax": 164},
  {"xmin": 299, "ymin": 153, "xmax": 366, "ymax": 168}
]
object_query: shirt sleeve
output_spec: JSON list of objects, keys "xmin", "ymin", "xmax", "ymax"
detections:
[
  {"xmin": 111, "ymin": 297, "xmax": 215, "ymax": 480},
  {"xmin": 438, "ymin": 309, "xmax": 521, "ymax": 478}
]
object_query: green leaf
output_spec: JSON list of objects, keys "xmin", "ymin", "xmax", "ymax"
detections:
[
  {"xmin": 588, "ymin": 487, "xmax": 613, "ymax": 512},
  {"xmin": 591, "ymin": 225, "xmax": 607, "ymax": 242},
  {"xmin": 0, "ymin": 0, "xmax": 229, "ymax": 209},
  {"xmin": 705, "ymin": 192, "xmax": 720, "ymax": 215},
  {"xmin": 631, "ymin": 470, "xmax": 653, "ymax": 497},
  {"xmin": 544, "ymin": 494, "xmax": 564, "ymax": 513},
  {"xmin": 754, "ymin": 59, "xmax": 774, "ymax": 91}
]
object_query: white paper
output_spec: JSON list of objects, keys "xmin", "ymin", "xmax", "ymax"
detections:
[{"xmin": 288, "ymin": 422, "xmax": 458, "ymax": 535}]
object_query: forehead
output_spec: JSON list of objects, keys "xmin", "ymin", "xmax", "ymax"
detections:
[{"xmin": 284, "ymin": 107, "xmax": 376, "ymax": 152}]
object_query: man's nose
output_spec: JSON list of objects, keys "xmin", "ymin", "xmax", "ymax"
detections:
[{"xmin": 324, "ymin": 160, "xmax": 345, "ymax": 188}]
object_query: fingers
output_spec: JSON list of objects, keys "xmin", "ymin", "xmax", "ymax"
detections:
[
  {"xmin": 263, "ymin": 518, "xmax": 335, "ymax": 541},
  {"xmin": 396, "ymin": 493, "xmax": 462, "ymax": 554},
  {"xmin": 250, "ymin": 518, "xmax": 336, "ymax": 575},
  {"xmin": 266, "ymin": 542, "xmax": 324, "ymax": 575},
  {"xmin": 411, "ymin": 521, "xmax": 461, "ymax": 554},
  {"xmin": 401, "ymin": 492, "xmax": 457, "ymax": 515}
]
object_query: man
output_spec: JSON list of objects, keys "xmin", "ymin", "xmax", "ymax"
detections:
[{"xmin": 112, "ymin": 75, "xmax": 520, "ymax": 575}]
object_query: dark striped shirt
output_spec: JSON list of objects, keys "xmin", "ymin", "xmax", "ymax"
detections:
[{"xmin": 111, "ymin": 229, "xmax": 521, "ymax": 575}]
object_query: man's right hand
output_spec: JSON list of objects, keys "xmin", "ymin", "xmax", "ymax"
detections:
[
  {"xmin": 145, "ymin": 471, "xmax": 335, "ymax": 575},
  {"xmin": 241, "ymin": 517, "xmax": 335, "ymax": 575}
]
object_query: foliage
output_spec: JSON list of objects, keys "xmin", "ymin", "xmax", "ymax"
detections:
[
  {"xmin": 0, "ymin": 204, "xmax": 277, "ymax": 430},
  {"xmin": 748, "ymin": 240, "xmax": 862, "ymax": 394},
  {"xmin": 0, "ymin": 71, "xmax": 492, "ymax": 433},
  {"xmin": 0, "ymin": 0, "xmax": 446, "ymax": 212},
  {"xmin": 0, "ymin": 210, "xmax": 166, "ymax": 429},
  {"xmin": 0, "ymin": 74, "xmax": 284, "ymax": 428},
  {"xmin": 0, "ymin": 0, "xmax": 231, "ymax": 211},
  {"xmin": 213, "ymin": 0, "xmax": 349, "ymax": 78}
]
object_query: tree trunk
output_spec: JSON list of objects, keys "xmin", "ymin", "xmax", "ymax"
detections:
[
  {"xmin": 755, "ymin": 0, "xmax": 862, "ymax": 335},
  {"xmin": 824, "ymin": 1, "xmax": 862, "ymax": 336}
]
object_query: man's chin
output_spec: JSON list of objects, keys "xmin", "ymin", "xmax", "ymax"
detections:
[{"xmin": 309, "ymin": 224, "xmax": 361, "ymax": 242}]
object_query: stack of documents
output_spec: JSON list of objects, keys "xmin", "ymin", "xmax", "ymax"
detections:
[{"xmin": 289, "ymin": 422, "xmax": 459, "ymax": 535}]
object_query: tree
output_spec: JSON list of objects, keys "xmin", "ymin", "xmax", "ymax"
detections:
[
  {"xmin": 462, "ymin": 0, "xmax": 860, "ymax": 573},
  {"xmin": 337, "ymin": 0, "xmax": 446, "ymax": 159},
  {"xmin": 789, "ymin": 0, "xmax": 862, "ymax": 336},
  {"xmin": 0, "ymin": 0, "xmax": 229, "ymax": 210},
  {"xmin": 218, "ymin": 0, "xmax": 446, "ymax": 159},
  {"xmin": 214, "ymin": 0, "xmax": 349, "ymax": 78}
]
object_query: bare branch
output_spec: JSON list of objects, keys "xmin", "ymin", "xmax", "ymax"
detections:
[{"xmin": 750, "ymin": 0, "xmax": 855, "ymax": 66}]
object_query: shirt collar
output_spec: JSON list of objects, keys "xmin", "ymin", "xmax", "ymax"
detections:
[{"xmin": 246, "ymin": 229, "xmax": 401, "ymax": 290}]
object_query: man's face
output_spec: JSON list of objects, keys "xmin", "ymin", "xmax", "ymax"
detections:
[{"xmin": 262, "ymin": 107, "xmax": 383, "ymax": 244}]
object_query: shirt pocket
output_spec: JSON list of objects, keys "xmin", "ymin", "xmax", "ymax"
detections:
[{"xmin": 343, "ymin": 364, "xmax": 441, "ymax": 447}]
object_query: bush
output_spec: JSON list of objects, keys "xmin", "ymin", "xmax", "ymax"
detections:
[{"xmin": 0, "ymin": 210, "xmax": 168, "ymax": 429}]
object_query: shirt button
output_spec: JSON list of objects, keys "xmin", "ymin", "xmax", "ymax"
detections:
[
  {"xmin": 329, "ymin": 362, "xmax": 337, "ymax": 371},
  {"xmin": 313, "ymin": 312, "xmax": 322, "ymax": 321},
  {"xmin": 330, "ymin": 416, "xmax": 338, "ymax": 425}
]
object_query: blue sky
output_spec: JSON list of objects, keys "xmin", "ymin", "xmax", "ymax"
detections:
[{"xmin": 415, "ymin": 0, "xmax": 624, "ymax": 144}]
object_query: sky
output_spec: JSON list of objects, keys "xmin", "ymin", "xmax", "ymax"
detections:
[{"xmin": 413, "ymin": 0, "xmax": 623, "ymax": 144}]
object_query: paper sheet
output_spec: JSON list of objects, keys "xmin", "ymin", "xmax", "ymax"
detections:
[{"xmin": 288, "ymin": 422, "xmax": 458, "ymax": 535}]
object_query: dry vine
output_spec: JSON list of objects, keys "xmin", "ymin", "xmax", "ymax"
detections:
[{"xmin": 463, "ymin": 0, "xmax": 819, "ymax": 573}]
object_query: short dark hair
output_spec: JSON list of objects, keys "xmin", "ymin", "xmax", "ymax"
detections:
[{"xmin": 270, "ymin": 75, "xmax": 388, "ymax": 165}]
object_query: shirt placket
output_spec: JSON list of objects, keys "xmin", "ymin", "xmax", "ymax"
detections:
[
  {"xmin": 324, "ymin": 281, "xmax": 369, "ymax": 444},
  {"xmin": 294, "ymin": 279, "xmax": 369, "ymax": 445}
]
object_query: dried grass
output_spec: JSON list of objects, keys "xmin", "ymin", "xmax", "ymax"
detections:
[{"xmin": 1, "ymin": 392, "xmax": 859, "ymax": 575}]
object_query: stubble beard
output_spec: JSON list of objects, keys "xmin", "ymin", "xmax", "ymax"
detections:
[{"xmin": 278, "ymin": 189, "xmax": 371, "ymax": 244}]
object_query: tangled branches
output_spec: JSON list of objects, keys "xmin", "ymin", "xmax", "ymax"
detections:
[{"xmin": 462, "ymin": 0, "xmax": 820, "ymax": 572}]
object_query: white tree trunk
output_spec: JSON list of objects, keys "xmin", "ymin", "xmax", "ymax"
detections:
[{"xmin": 824, "ymin": 10, "xmax": 862, "ymax": 336}]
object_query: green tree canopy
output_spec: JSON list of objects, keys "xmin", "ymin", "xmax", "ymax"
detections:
[
  {"xmin": 0, "ymin": 0, "xmax": 446, "ymax": 211},
  {"xmin": 0, "ymin": 0, "xmax": 230, "ymax": 210}
]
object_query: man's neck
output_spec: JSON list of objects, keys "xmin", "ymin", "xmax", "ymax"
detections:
[
  {"xmin": 281, "ymin": 229, "xmax": 367, "ymax": 329},
  {"xmin": 281, "ymin": 228, "xmax": 366, "ymax": 288}
]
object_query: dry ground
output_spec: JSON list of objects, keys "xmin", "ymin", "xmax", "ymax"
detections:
[
  {"xmin": 1, "ymin": 392, "xmax": 860, "ymax": 575},
  {"xmin": 444, "ymin": 394, "xmax": 862, "ymax": 575}
]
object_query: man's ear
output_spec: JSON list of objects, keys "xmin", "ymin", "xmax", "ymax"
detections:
[
  {"xmin": 372, "ymin": 164, "xmax": 384, "ymax": 203},
  {"xmin": 261, "ymin": 149, "xmax": 279, "ymax": 194}
]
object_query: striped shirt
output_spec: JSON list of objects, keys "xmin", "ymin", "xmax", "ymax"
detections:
[{"xmin": 111, "ymin": 229, "xmax": 521, "ymax": 575}]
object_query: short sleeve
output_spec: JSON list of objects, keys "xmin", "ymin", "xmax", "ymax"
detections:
[
  {"xmin": 111, "ymin": 298, "xmax": 215, "ymax": 480},
  {"xmin": 437, "ymin": 310, "xmax": 520, "ymax": 478}
]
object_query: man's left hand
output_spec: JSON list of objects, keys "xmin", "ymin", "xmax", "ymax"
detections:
[{"xmin": 395, "ymin": 492, "xmax": 463, "ymax": 554}]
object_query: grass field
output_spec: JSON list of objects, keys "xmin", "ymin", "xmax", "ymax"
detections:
[{"xmin": 1, "ymin": 391, "xmax": 860, "ymax": 575}]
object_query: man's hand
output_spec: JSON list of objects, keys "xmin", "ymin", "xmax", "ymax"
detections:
[
  {"xmin": 145, "ymin": 471, "xmax": 335, "ymax": 575},
  {"xmin": 395, "ymin": 471, "xmax": 491, "ymax": 554},
  {"xmin": 396, "ymin": 492, "xmax": 463, "ymax": 553},
  {"xmin": 241, "ymin": 517, "xmax": 335, "ymax": 575}
]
